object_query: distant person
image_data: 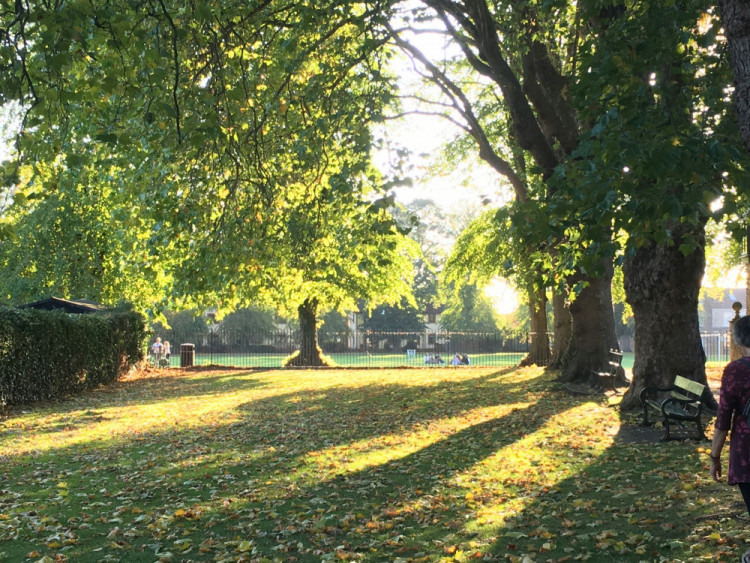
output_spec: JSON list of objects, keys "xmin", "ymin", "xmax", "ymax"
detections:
[
  {"xmin": 460, "ymin": 354, "xmax": 470, "ymax": 365},
  {"xmin": 151, "ymin": 337, "xmax": 163, "ymax": 364},
  {"xmin": 710, "ymin": 315, "xmax": 750, "ymax": 539},
  {"xmin": 451, "ymin": 354, "xmax": 461, "ymax": 366},
  {"xmin": 163, "ymin": 341, "xmax": 171, "ymax": 365}
]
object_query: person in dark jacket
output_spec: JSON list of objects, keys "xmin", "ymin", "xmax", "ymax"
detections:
[{"xmin": 710, "ymin": 315, "xmax": 750, "ymax": 540}]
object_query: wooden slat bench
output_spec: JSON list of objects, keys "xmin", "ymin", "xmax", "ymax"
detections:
[
  {"xmin": 639, "ymin": 375, "xmax": 707, "ymax": 441},
  {"xmin": 590, "ymin": 349, "xmax": 625, "ymax": 392}
]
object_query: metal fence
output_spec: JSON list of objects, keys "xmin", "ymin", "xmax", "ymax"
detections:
[
  {"xmin": 152, "ymin": 328, "xmax": 540, "ymax": 368},
  {"xmin": 701, "ymin": 331, "xmax": 731, "ymax": 364},
  {"xmin": 152, "ymin": 328, "xmax": 733, "ymax": 369}
]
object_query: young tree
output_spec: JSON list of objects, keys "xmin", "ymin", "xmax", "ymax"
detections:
[
  {"xmin": 439, "ymin": 282, "xmax": 499, "ymax": 333},
  {"xmin": 444, "ymin": 207, "xmax": 551, "ymax": 366}
]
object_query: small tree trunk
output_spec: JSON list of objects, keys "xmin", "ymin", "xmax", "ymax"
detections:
[
  {"xmin": 558, "ymin": 261, "xmax": 617, "ymax": 383},
  {"xmin": 521, "ymin": 283, "xmax": 550, "ymax": 366},
  {"xmin": 286, "ymin": 298, "xmax": 329, "ymax": 367},
  {"xmin": 619, "ymin": 221, "xmax": 715, "ymax": 410},
  {"xmin": 549, "ymin": 290, "xmax": 571, "ymax": 368}
]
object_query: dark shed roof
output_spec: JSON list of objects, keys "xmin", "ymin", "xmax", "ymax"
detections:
[{"xmin": 18, "ymin": 297, "xmax": 108, "ymax": 314}]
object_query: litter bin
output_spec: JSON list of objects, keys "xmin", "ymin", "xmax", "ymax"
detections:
[{"xmin": 180, "ymin": 343, "xmax": 195, "ymax": 368}]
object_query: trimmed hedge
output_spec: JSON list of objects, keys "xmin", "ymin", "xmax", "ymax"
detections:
[{"xmin": 0, "ymin": 307, "xmax": 146, "ymax": 406}]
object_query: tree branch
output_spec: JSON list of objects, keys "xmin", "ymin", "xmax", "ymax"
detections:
[
  {"xmin": 156, "ymin": 0, "xmax": 182, "ymax": 143},
  {"xmin": 386, "ymin": 22, "xmax": 529, "ymax": 202}
]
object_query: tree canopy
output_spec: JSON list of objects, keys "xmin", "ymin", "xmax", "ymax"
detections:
[
  {"xmin": 0, "ymin": 0, "xmax": 417, "ymax": 320},
  {"xmin": 2, "ymin": 0, "xmax": 750, "ymax": 380}
]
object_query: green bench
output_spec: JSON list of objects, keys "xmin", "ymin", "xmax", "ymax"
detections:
[{"xmin": 640, "ymin": 375, "xmax": 708, "ymax": 441}]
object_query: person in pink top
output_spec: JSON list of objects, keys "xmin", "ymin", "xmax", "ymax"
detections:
[{"xmin": 710, "ymin": 315, "xmax": 750, "ymax": 536}]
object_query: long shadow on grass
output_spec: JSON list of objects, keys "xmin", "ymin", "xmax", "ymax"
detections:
[
  {"xmin": 1, "ymin": 368, "xmax": 528, "ymax": 457},
  {"xmin": 0, "ymin": 367, "xmax": 588, "ymax": 561},
  {"xmin": 6, "ymin": 369, "xmax": 735, "ymax": 562},
  {"xmin": 230, "ymin": 366, "xmax": 540, "ymax": 445},
  {"xmin": 229, "ymin": 378, "xmax": 592, "ymax": 560},
  {"xmin": 3, "ymin": 369, "xmax": 275, "ymax": 421},
  {"xmin": 472, "ymin": 413, "xmax": 739, "ymax": 562}
]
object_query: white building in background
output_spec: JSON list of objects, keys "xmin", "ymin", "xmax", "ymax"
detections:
[
  {"xmin": 701, "ymin": 288, "xmax": 747, "ymax": 331},
  {"xmin": 346, "ymin": 303, "xmax": 446, "ymax": 352}
]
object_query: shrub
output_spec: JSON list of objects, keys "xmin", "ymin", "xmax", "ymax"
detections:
[{"xmin": 0, "ymin": 306, "xmax": 146, "ymax": 406}]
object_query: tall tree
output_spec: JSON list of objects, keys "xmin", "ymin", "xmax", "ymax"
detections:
[
  {"xmin": 362, "ymin": 300, "xmax": 425, "ymax": 332},
  {"xmin": 0, "ymin": 158, "xmax": 173, "ymax": 308},
  {"xmin": 384, "ymin": 0, "xmax": 614, "ymax": 380},
  {"xmin": 0, "ymin": 0, "xmax": 416, "ymax": 364},
  {"xmin": 555, "ymin": 1, "xmax": 748, "ymax": 407},
  {"xmin": 220, "ymin": 306, "xmax": 277, "ymax": 334},
  {"xmin": 720, "ymin": 0, "xmax": 750, "ymax": 154},
  {"xmin": 439, "ymin": 282, "xmax": 500, "ymax": 332},
  {"xmin": 720, "ymin": 0, "xmax": 750, "ymax": 312}
]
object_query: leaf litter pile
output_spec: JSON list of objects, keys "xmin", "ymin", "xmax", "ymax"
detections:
[{"xmin": 0, "ymin": 366, "xmax": 747, "ymax": 562}]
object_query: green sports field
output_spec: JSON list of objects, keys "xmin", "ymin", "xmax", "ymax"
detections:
[
  {"xmin": 159, "ymin": 351, "xmax": 732, "ymax": 370},
  {"xmin": 169, "ymin": 351, "xmax": 529, "ymax": 369}
]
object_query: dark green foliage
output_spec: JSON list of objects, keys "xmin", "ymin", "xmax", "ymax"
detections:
[
  {"xmin": 440, "ymin": 283, "xmax": 500, "ymax": 333},
  {"xmin": 152, "ymin": 310, "xmax": 209, "ymax": 347},
  {"xmin": 0, "ymin": 307, "xmax": 145, "ymax": 406},
  {"xmin": 362, "ymin": 300, "xmax": 425, "ymax": 332},
  {"xmin": 219, "ymin": 307, "xmax": 277, "ymax": 334}
]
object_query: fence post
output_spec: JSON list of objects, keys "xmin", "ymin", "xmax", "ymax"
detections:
[{"xmin": 730, "ymin": 301, "xmax": 743, "ymax": 362}]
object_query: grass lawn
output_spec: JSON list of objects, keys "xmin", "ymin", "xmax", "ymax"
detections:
[
  {"xmin": 164, "ymin": 352, "xmax": 731, "ymax": 371},
  {"xmin": 0, "ymin": 366, "xmax": 745, "ymax": 562},
  {"xmin": 179, "ymin": 352, "xmax": 529, "ymax": 369}
]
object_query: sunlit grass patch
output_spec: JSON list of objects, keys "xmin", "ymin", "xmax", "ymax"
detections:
[{"xmin": 0, "ymin": 366, "xmax": 744, "ymax": 561}]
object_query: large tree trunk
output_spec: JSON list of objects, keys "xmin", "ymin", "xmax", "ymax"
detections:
[
  {"xmin": 521, "ymin": 283, "xmax": 550, "ymax": 366},
  {"xmin": 619, "ymin": 222, "xmax": 715, "ymax": 410},
  {"xmin": 549, "ymin": 290, "xmax": 571, "ymax": 368},
  {"xmin": 558, "ymin": 261, "xmax": 618, "ymax": 382},
  {"xmin": 720, "ymin": 0, "xmax": 750, "ymax": 153},
  {"xmin": 721, "ymin": 1, "xmax": 750, "ymax": 318},
  {"xmin": 285, "ymin": 298, "xmax": 329, "ymax": 367}
]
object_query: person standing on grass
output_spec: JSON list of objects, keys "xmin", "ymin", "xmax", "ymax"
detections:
[
  {"xmin": 151, "ymin": 337, "xmax": 163, "ymax": 364},
  {"xmin": 163, "ymin": 341, "xmax": 171, "ymax": 365},
  {"xmin": 710, "ymin": 314, "xmax": 750, "ymax": 561}
]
